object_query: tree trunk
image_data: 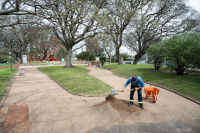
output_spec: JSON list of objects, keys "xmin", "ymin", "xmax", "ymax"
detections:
[
  {"xmin": 175, "ymin": 63, "xmax": 185, "ymax": 75},
  {"xmin": 43, "ymin": 54, "xmax": 46, "ymax": 60},
  {"xmin": 116, "ymin": 47, "xmax": 123, "ymax": 65},
  {"xmin": 154, "ymin": 63, "xmax": 160, "ymax": 70},
  {"xmin": 154, "ymin": 59, "xmax": 161, "ymax": 70},
  {"xmin": 108, "ymin": 55, "xmax": 111, "ymax": 65},
  {"xmin": 133, "ymin": 54, "xmax": 142, "ymax": 64},
  {"xmin": 85, "ymin": 52, "xmax": 92, "ymax": 61},
  {"xmin": 61, "ymin": 50, "xmax": 63, "ymax": 60},
  {"xmin": 64, "ymin": 48, "xmax": 74, "ymax": 68}
]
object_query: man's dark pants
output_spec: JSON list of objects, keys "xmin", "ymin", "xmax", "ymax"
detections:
[{"xmin": 130, "ymin": 84, "xmax": 143, "ymax": 106}]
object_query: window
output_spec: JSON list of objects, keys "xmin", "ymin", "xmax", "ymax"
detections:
[{"xmin": 52, "ymin": 44, "xmax": 55, "ymax": 47}]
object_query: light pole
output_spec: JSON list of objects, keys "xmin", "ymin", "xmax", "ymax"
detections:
[{"xmin": 10, "ymin": 40, "xmax": 12, "ymax": 70}]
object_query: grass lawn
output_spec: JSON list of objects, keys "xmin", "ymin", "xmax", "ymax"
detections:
[
  {"xmin": 0, "ymin": 63, "xmax": 13, "ymax": 67},
  {"xmin": 105, "ymin": 62, "xmax": 118, "ymax": 65},
  {"xmin": 38, "ymin": 65, "xmax": 114, "ymax": 96},
  {"xmin": 102, "ymin": 64, "xmax": 200, "ymax": 101},
  {"xmin": 0, "ymin": 68, "xmax": 18, "ymax": 103},
  {"xmin": 0, "ymin": 62, "xmax": 19, "ymax": 67}
]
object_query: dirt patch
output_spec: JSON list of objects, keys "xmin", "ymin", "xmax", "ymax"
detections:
[{"xmin": 94, "ymin": 95, "xmax": 140, "ymax": 114}]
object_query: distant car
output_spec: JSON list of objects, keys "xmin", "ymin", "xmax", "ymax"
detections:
[
  {"xmin": 164, "ymin": 62, "xmax": 171, "ymax": 66},
  {"xmin": 150, "ymin": 60, "xmax": 154, "ymax": 64}
]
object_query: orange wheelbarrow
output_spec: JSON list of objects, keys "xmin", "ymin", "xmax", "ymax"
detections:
[{"xmin": 143, "ymin": 87, "xmax": 160, "ymax": 103}]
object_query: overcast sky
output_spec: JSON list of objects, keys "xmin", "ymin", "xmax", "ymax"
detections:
[
  {"xmin": 189, "ymin": 0, "xmax": 200, "ymax": 12},
  {"xmin": 75, "ymin": 0, "xmax": 200, "ymax": 56}
]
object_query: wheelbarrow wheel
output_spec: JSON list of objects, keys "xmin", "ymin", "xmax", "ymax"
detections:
[{"xmin": 153, "ymin": 95, "xmax": 156, "ymax": 103}]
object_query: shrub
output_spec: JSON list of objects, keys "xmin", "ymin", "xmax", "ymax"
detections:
[
  {"xmin": 99, "ymin": 56, "xmax": 106, "ymax": 62},
  {"xmin": 76, "ymin": 51, "xmax": 96, "ymax": 61},
  {"xmin": 146, "ymin": 43, "xmax": 165, "ymax": 70}
]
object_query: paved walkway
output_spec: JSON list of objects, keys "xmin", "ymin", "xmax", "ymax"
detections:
[{"xmin": 0, "ymin": 65, "xmax": 199, "ymax": 133}]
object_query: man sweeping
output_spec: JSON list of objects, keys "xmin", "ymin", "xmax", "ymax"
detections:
[{"xmin": 122, "ymin": 76, "xmax": 145, "ymax": 109}]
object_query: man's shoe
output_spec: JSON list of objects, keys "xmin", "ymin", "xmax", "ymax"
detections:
[
  {"xmin": 140, "ymin": 105, "xmax": 144, "ymax": 109},
  {"xmin": 129, "ymin": 103, "xmax": 133, "ymax": 107}
]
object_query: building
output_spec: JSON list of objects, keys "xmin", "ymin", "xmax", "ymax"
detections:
[
  {"xmin": 85, "ymin": 38, "xmax": 98, "ymax": 51},
  {"xmin": 30, "ymin": 35, "xmax": 66, "ymax": 60}
]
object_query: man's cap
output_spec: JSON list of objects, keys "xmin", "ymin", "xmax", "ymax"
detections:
[{"xmin": 132, "ymin": 76, "xmax": 137, "ymax": 81}]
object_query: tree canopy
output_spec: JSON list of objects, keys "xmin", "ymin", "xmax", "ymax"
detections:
[{"xmin": 147, "ymin": 32, "xmax": 200, "ymax": 74}]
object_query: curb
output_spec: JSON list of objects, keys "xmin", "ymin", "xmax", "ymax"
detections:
[
  {"xmin": 102, "ymin": 68, "xmax": 200, "ymax": 105},
  {"xmin": 37, "ymin": 67, "xmax": 107, "ymax": 98}
]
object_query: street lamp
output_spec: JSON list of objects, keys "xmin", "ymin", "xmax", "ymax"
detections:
[{"xmin": 10, "ymin": 39, "xmax": 12, "ymax": 70}]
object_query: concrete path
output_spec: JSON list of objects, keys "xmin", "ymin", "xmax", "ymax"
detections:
[{"xmin": 0, "ymin": 65, "xmax": 200, "ymax": 133}]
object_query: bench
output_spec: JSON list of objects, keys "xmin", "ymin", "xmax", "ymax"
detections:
[{"xmin": 19, "ymin": 68, "xmax": 25, "ymax": 76}]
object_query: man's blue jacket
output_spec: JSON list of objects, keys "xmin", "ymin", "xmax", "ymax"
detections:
[{"xmin": 124, "ymin": 76, "xmax": 145, "ymax": 88}]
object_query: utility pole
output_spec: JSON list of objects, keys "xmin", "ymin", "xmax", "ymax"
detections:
[{"xmin": 10, "ymin": 40, "xmax": 12, "ymax": 70}]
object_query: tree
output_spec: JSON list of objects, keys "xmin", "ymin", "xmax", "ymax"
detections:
[
  {"xmin": 124, "ymin": 0, "xmax": 200, "ymax": 64},
  {"xmin": 30, "ymin": 29, "xmax": 62, "ymax": 60},
  {"xmin": 0, "ymin": 24, "xmax": 32, "ymax": 63},
  {"xmin": 0, "ymin": 0, "xmax": 40, "ymax": 27},
  {"xmin": 1, "ymin": 0, "xmax": 107, "ymax": 68},
  {"xmin": 97, "ymin": 34, "xmax": 115, "ymax": 64},
  {"xmin": 35, "ymin": 0, "xmax": 107, "ymax": 68},
  {"xmin": 85, "ymin": 38, "xmax": 100, "ymax": 60},
  {"xmin": 146, "ymin": 43, "xmax": 165, "ymax": 70},
  {"xmin": 102, "ymin": 0, "xmax": 147, "ymax": 65},
  {"xmin": 94, "ymin": 47, "xmax": 104, "ymax": 57},
  {"xmin": 99, "ymin": 56, "xmax": 106, "ymax": 62},
  {"xmin": 28, "ymin": 47, "xmax": 40, "ymax": 60},
  {"xmin": 162, "ymin": 32, "xmax": 200, "ymax": 75}
]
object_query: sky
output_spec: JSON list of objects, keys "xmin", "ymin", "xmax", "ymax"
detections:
[
  {"xmin": 188, "ymin": 0, "xmax": 200, "ymax": 12},
  {"xmin": 74, "ymin": 0, "xmax": 200, "ymax": 56}
]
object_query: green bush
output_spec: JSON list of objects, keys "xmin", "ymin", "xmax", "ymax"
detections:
[
  {"xmin": 89, "ymin": 52, "xmax": 96, "ymax": 61},
  {"xmin": 99, "ymin": 56, "xmax": 106, "ymax": 62},
  {"xmin": 146, "ymin": 43, "xmax": 165, "ymax": 70},
  {"xmin": 0, "ymin": 55, "xmax": 9, "ymax": 64},
  {"xmin": 56, "ymin": 49, "xmax": 67, "ymax": 60},
  {"xmin": 121, "ymin": 53, "xmax": 128, "ymax": 61},
  {"xmin": 76, "ymin": 51, "xmax": 85, "ymax": 60},
  {"xmin": 111, "ymin": 56, "xmax": 118, "ymax": 62},
  {"xmin": 147, "ymin": 32, "xmax": 200, "ymax": 74},
  {"xmin": 163, "ymin": 32, "xmax": 200, "ymax": 75},
  {"xmin": 76, "ymin": 51, "xmax": 96, "ymax": 61}
]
